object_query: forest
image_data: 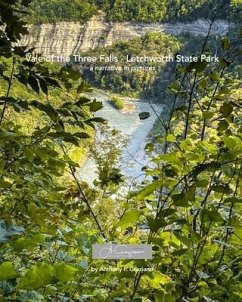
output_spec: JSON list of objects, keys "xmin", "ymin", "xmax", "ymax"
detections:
[
  {"xmin": 77, "ymin": 32, "xmax": 238, "ymax": 101},
  {"xmin": 77, "ymin": 32, "xmax": 181, "ymax": 98},
  {"xmin": 0, "ymin": 0, "xmax": 242, "ymax": 302},
  {"xmin": 27, "ymin": 0, "xmax": 238, "ymax": 23}
]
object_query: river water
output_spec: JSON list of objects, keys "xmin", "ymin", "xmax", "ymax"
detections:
[{"xmin": 79, "ymin": 90, "xmax": 162, "ymax": 184}]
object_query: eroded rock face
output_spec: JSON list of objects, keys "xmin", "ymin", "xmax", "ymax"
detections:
[{"xmin": 20, "ymin": 14, "xmax": 230, "ymax": 57}]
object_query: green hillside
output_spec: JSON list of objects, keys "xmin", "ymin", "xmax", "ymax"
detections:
[{"xmin": 77, "ymin": 32, "xmax": 181, "ymax": 97}]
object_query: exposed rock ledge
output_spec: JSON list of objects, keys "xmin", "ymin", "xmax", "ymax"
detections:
[{"xmin": 20, "ymin": 14, "xmax": 230, "ymax": 57}]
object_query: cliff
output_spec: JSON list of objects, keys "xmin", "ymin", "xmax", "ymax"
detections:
[{"xmin": 20, "ymin": 14, "xmax": 230, "ymax": 57}]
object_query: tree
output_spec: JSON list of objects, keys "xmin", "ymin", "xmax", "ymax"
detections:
[
  {"xmin": 0, "ymin": 1, "xmax": 106, "ymax": 300},
  {"xmin": 121, "ymin": 28, "xmax": 242, "ymax": 301}
]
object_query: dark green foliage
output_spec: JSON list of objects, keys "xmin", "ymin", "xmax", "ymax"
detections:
[
  {"xmin": 27, "ymin": 0, "xmax": 236, "ymax": 23},
  {"xmin": 0, "ymin": 3, "xmax": 104, "ymax": 299},
  {"xmin": 139, "ymin": 112, "xmax": 150, "ymax": 120},
  {"xmin": 91, "ymin": 125, "xmax": 127, "ymax": 189},
  {"xmin": 148, "ymin": 32, "xmax": 242, "ymax": 105},
  {"xmin": 27, "ymin": 0, "xmax": 99, "ymax": 23},
  {"xmin": 77, "ymin": 32, "xmax": 180, "ymax": 97}
]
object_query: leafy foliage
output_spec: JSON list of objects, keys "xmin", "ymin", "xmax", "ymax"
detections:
[
  {"xmin": 122, "ymin": 31, "xmax": 242, "ymax": 301},
  {"xmin": 27, "ymin": 0, "xmax": 236, "ymax": 23},
  {"xmin": 78, "ymin": 32, "xmax": 180, "ymax": 97},
  {"xmin": 105, "ymin": 0, "xmax": 231, "ymax": 22},
  {"xmin": 27, "ymin": 0, "xmax": 99, "ymax": 23}
]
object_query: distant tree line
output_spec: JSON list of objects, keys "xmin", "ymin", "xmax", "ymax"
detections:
[
  {"xmin": 27, "ymin": 0, "xmax": 100, "ymax": 23},
  {"xmin": 27, "ymin": 0, "xmax": 236, "ymax": 23}
]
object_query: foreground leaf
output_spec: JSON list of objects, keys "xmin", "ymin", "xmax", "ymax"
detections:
[
  {"xmin": 17, "ymin": 263, "xmax": 55, "ymax": 290},
  {"xmin": 0, "ymin": 262, "xmax": 17, "ymax": 280}
]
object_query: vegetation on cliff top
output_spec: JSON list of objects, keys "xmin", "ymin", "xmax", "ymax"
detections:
[{"xmin": 27, "ymin": 0, "xmax": 239, "ymax": 23}]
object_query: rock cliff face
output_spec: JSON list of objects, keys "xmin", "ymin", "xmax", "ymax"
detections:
[{"xmin": 20, "ymin": 14, "xmax": 230, "ymax": 57}]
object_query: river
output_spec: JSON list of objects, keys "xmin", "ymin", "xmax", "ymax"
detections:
[{"xmin": 79, "ymin": 90, "xmax": 162, "ymax": 185}]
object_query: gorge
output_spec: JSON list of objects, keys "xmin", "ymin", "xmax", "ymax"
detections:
[
  {"xmin": 18, "ymin": 13, "xmax": 233, "ymax": 183},
  {"xmin": 19, "ymin": 14, "xmax": 232, "ymax": 183}
]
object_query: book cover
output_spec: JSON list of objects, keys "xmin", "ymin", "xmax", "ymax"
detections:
[{"xmin": 0, "ymin": 1, "xmax": 241, "ymax": 301}]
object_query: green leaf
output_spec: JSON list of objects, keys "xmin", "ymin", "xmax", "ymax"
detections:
[
  {"xmin": 148, "ymin": 272, "xmax": 172, "ymax": 288},
  {"xmin": 200, "ymin": 78, "xmax": 208, "ymax": 89},
  {"xmin": 186, "ymin": 59, "xmax": 208, "ymax": 73},
  {"xmin": 209, "ymin": 71, "xmax": 220, "ymax": 82},
  {"xmin": 145, "ymin": 142, "xmax": 154, "ymax": 152},
  {"xmin": 218, "ymin": 120, "xmax": 229, "ymax": 132},
  {"xmin": 166, "ymin": 134, "xmax": 176, "ymax": 143},
  {"xmin": 75, "ymin": 97, "xmax": 92, "ymax": 106},
  {"xmin": 17, "ymin": 263, "xmax": 55, "ymax": 290},
  {"xmin": 155, "ymin": 293, "xmax": 176, "ymax": 302},
  {"xmin": 30, "ymin": 101, "xmax": 58, "ymax": 121},
  {"xmin": 0, "ymin": 180, "xmax": 12, "ymax": 188},
  {"xmin": 117, "ymin": 210, "xmax": 142, "ymax": 228},
  {"xmin": 73, "ymin": 132, "xmax": 90, "ymax": 139},
  {"xmin": 200, "ymin": 209, "xmax": 224, "ymax": 223},
  {"xmin": 171, "ymin": 193, "xmax": 187, "ymax": 207},
  {"xmin": 211, "ymin": 184, "xmax": 231, "ymax": 194},
  {"xmin": 171, "ymin": 186, "xmax": 195, "ymax": 206},
  {"xmin": 77, "ymin": 82, "xmax": 85, "ymax": 93},
  {"xmin": 139, "ymin": 112, "xmax": 150, "ymax": 120},
  {"xmin": 60, "ymin": 66, "xmax": 81, "ymax": 80},
  {"xmin": 86, "ymin": 117, "xmax": 106, "ymax": 123},
  {"xmin": 203, "ymin": 111, "xmax": 214, "ymax": 119},
  {"xmin": 11, "ymin": 99, "xmax": 30, "ymax": 112},
  {"xmin": 147, "ymin": 217, "xmax": 167, "ymax": 232},
  {"xmin": 224, "ymin": 197, "xmax": 242, "ymax": 204},
  {"xmin": 220, "ymin": 103, "xmax": 233, "ymax": 117},
  {"xmin": 15, "ymin": 291, "xmax": 44, "ymax": 302},
  {"xmin": 13, "ymin": 238, "xmax": 33, "ymax": 251},
  {"xmin": 129, "ymin": 180, "xmax": 163, "ymax": 201},
  {"xmin": 54, "ymin": 263, "xmax": 77, "ymax": 282},
  {"xmin": 38, "ymin": 77, "xmax": 48, "ymax": 95},
  {"xmin": 88, "ymin": 99, "xmax": 103, "ymax": 112},
  {"xmin": 0, "ymin": 131, "xmax": 17, "ymax": 138},
  {"xmin": 48, "ymin": 131, "xmax": 82, "ymax": 146},
  {"xmin": 221, "ymin": 37, "xmax": 231, "ymax": 50},
  {"xmin": 220, "ymin": 57, "xmax": 231, "ymax": 68},
  {"xmin": 223, "ymin": 136, "xmax": 242, "ymax": 152},
  {"xmin": 190, "ymin": 162, "xmax": 219, "ymax": 178},
  {"xmin": 196, "ymin": 179, "xmax": 209, "ymax": 187},
  {"xmin": 0, "ymin": 262, "xmax": 17, "ymax": 280},
  {"xmin": 28, "ymin": 75, "xmax": 40, "ymax": 93},
  {"xmin": 45, "ymin": 77, "xmax": 61, "ymax": 88}
]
